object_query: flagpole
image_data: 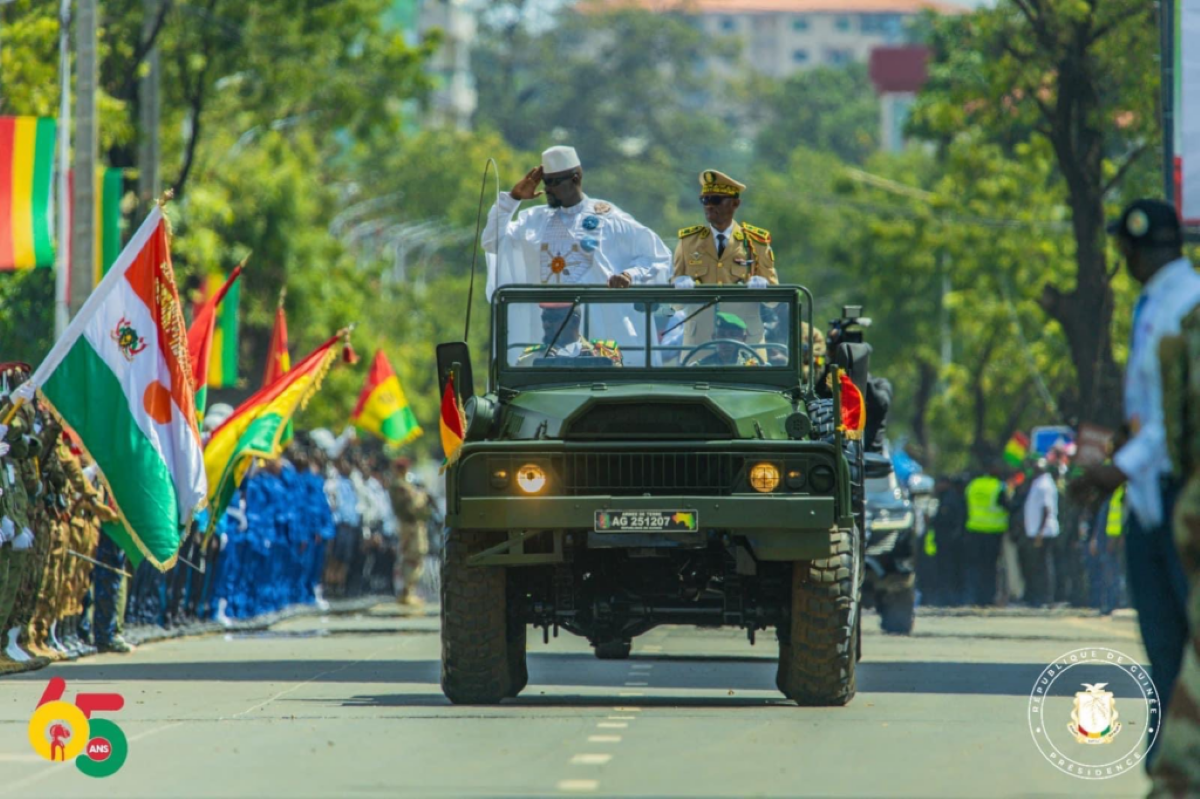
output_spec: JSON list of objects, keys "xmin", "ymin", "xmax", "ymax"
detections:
[{"xmin": 54, "ymin": 0, "xmax": 72, "ymax": 337}]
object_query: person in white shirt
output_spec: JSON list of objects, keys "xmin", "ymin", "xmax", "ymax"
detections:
[
  {"xmin": 1071, "ymin": 198, "xmax": 1199, "ymax": 769},
  {"xmin": 483, "ymin": 146, "xmax": 671, "ymax": 365},
  {"xmin": 1019, "ymin": 461, "xmax": 1059, "ymax": 607}
]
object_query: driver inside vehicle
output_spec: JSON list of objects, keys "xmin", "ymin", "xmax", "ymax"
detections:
[
  {"xmin": 516, "ymin": 302, "xmax": 623, "ymax": 367},
  {"xmin": 689, "ymin": 312, "xmax": 762, "ymax": 367}
]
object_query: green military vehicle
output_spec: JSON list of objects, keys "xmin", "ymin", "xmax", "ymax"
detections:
[{"xmin": 437, "ymin": 285, "xmax": 863, "ymax": 706}]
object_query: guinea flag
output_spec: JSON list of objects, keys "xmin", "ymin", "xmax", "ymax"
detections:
[
  {"xmin": 837, "ymin": 372, "xmax": 866, "ymax": 441},
  {"xmin": 1004, "ymin": 431, "xmax": 1030, "ymax": 467},
  {"xmin": 262, "ymin": 296, "xmax": 293, "ymax": 446},
  {"xmin": 21, "ymin": 206, "xmax": 207, "ymax": 570},
  {"xmin": 351, "ymin": 350, "xmax": 423, "ymax": 446},
  {"xmin": 0, "ymin": 116, "xmax": 56, "ymax": 270},
  {"xmin": 202, "ymin": 331, "xmax": 341, "ymax": 534},
  {"xmin": 186, "ymin": 262, "xmax": 244, "ymax": 419},
  {"xmin": 439, "ymin": 372, "xmax": 466, "ymax": 469}
]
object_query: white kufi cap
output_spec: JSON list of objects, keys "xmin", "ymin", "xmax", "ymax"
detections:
[{"xmin": 542, "ymin": 145, "xmax": 581, "ymax": 174}]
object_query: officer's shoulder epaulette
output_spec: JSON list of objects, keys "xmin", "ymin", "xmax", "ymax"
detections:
[
  {"xmin": 741, "ymin": 223, "xmax": 771, "ymax": 244},
  {"xmin": 678, "ymin": 224, "xmax": 708, "ymax": 239}
]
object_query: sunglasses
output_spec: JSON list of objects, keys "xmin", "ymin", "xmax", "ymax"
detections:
[
  {"xmin": 700, "ymin": 195, "xmax": 732, "ymax": 206},
  {"xmin": 543, "ymin": 172, "xmax": 578, "ymax": 188}
]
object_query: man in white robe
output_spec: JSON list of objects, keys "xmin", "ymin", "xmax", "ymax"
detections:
[{"xmin": 483, "ymin": 146, "xmax": 671, "ymax": 365}]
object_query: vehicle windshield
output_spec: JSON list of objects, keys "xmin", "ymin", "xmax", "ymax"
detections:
[
  {"xmin": 497, "ymin": 287, "xmax": 807, "ymax": 378},
  {"xmin": 866, "ymin": 475, "xmax": 904, "ymax": 505}
]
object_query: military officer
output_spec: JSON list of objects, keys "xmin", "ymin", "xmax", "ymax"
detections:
[
  {"xmin": 685, "ymin": 312, "xmax": 762, "ymax": 367},
  {"xmin": 1151, "ymin": 306, "xmax": 1200, "ymax": 795},
  {"xmin": 672, "ymin": 170, "xmax": 779, "ymax": 350}
]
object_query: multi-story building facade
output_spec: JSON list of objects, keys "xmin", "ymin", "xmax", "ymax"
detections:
[
  {"xmin": 611, "ymin": 0, "xmax": 956, "ymax": 77},
  {"xmin": 387, "ymin": 0, "xmax": 477, "ymax": 130}
]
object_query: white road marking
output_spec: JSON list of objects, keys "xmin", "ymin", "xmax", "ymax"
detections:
[
  {"xmin": 618, "ymin": 691, "xmax": 644, "ymax": 697},
  {"xmin": 608, "ymin": 715, "xmax": 636, "ymax": 720},
  {"xmin": 588, "ymin": 735, "xmax": 623, "ymax": 743},
  {"xmin": 613, "ymin": 706, "xmax": 642, "ymax": 712},
  {"xmin": 557, "ymin": 779, "xmax": 599, "ymax": 792},
  {"xmin": 597, "ymin": 722, "xmax": 628, "ymax": 729},
  {"xmin": 624, "ymin": 681, "xmax": 648, "ymax": 686},
  {"xmin": 570, "ymin": 754, "xmax": 613, "ymax": 765},
  {"xmin": 629, "ymin": 663, "xmax": 653, "ymax": 670}
]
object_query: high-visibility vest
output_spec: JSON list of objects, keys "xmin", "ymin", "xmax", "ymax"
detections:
[
  {"xmin": 924, "ymin": 530, "xmax": 937, "ymax": 556},
  {"xmin": 1105, "ymin": 485, "xmax": 1125, "ymax": 538},
  {"xmin": 965, "ymin": 476, "xmax": 1009, "ymax": 533}
]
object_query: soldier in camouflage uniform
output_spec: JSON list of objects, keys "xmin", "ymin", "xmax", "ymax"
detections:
[
  {"xmin": 390, "ymin": 458, "xmax": 431, "ymax": 608},
  {"xmin": 0, "ymin": 369, "xmax": 50, "ymax": 672},
  {"xmin": 54, "ymin": 437, "xmax": 112, "ymax": 655},
  {"xmin": 1150, "ymin": 305, "xmax": 1200, "ymax": 796}
]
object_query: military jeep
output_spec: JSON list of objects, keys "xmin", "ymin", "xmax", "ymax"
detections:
[{"xmin": 438, "ymin": 285, "xmax": 863, "ymax": 706}]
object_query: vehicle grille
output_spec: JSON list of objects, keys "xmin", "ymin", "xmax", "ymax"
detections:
[
  {"xmin": 560, "ymin": 452, "xmax": 742, "ymax": 496},
  {"xmin": 565, "ymin": 401, "xmax": 734, "ymax": 439}
]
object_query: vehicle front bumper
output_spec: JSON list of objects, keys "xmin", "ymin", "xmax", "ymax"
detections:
[{"xmin": 450, "ymin": 494, "xmax": 839, "ymax": 561}]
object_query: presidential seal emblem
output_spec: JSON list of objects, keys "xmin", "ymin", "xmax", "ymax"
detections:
[
  {"xmin": 1070, "ymin": 683, "xmax": 1121, "ymax": 744},
  {"xmin": 111, "ymin": 318, "xmax": 147, "ymax": 362},
  {"xmin": 1028, "ymin": 647, "xmax": 1159, "ymax": 780}
]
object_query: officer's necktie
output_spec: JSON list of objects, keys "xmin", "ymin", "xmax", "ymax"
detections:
[{"xmin": 717, "ymin": 233, "xmax": 726, "ymax": 258}]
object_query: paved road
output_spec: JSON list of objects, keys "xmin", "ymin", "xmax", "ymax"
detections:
[{"xmin": 0, "ymin": 608, "xmax": 1152, "ymax": 798}]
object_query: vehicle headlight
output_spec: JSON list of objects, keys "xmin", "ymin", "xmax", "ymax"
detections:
[
  {"xmin": 516, "ymin": 463, "xmax": 548, "ymax": 494},
  {"xmin": 749, "ymin": 462, "xmax": 781, "ymax": 493}
]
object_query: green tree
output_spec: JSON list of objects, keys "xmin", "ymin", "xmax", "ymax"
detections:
[{"xmin": 909, "ymin": 1, "xmax": 1160, "ymax": 428}]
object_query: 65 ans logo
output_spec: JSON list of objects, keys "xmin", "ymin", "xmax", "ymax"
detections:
[{"xmin": 27, "ymin": 677, "xmax": 128, "ymax": 778}]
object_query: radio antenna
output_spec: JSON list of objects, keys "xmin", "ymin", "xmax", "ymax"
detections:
[{"xmin": 464, "ymin": 158, "xmax": 500, "ymax": 342}]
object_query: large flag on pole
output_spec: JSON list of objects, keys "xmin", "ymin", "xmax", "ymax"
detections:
[
  {"xmin": 20, "ymin": 206, "xmax": 206, "ymax": 570},
  {"xmin": 262, "ymin": 291, "xmax": 293, "ymax": 445},
  {"xmin": 351, "ymin": 350, "xmax": 423, "ymax": 446},
  {"xmin": 201, "ymin": 271, "xmax": 241, "ymax": 390},
  {"xmin": 0, "ymin": 116, "xmax": 57, "ymax": 270},
  {"xmin": 187, "ymin": 262, "xmax": 245, "ymax": 418},
  {"xmin": 203, "ymin": 332, "xmax": 342, "ymax": 533}
]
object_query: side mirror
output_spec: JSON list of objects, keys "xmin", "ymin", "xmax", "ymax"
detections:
[{"xmin": 436, "ymin": 342, "xmax": 474, "ymax": 400}]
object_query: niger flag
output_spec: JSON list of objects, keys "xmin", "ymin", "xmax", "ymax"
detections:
[
  {"xmin": 186, "ymin": 263, "xmax": 244, "ymax": 418},
  {"xmin": 202, "ymin": 332, "xmax": 340, "ymax": 534},
  {"xmin": 352, "ymin": 351, "xmax": 423, "ymax": 446},
  {"xmin": 439, "ymin": 372, "xmax": 466, "ymax": 469},
  {"xmin": 838, "ymin": 372, "xmax": 866, "ymax": 441}
]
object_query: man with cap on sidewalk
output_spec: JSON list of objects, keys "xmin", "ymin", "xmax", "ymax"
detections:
[
  {"xmin": 483, "ymin": 145, "xmax": 671, "ymax": 365},
  {"xmin": 672, "ymin": 170, "xmax": 779, "ymax": 352},
  {"xmin": 1071, "ymin": 198, "xmax": 1200, "ymax": 771}
]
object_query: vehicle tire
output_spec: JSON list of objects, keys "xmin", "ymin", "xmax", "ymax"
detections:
[
  {"xmin": 776, "ymin": 526, "xmax": 861, "ymax": 707},
  {"xmin": 878, "ymin": 585, "xmax": 915, "ymax": 635},
  {"xmin": 594, "ymin": 640, "xmax": 632, "ymax": 660},
  {"xmin": 440, "ymin": 529, "xmax": 510, "ymax": 704}
]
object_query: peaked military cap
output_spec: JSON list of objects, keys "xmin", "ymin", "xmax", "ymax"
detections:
[
  {"xmin": 700, "ymin": 169, "xmax": 746, "ymax": 197},
  {"xmin": 715, "ymin": 311, "xmax": 748, "ymax": 332}
]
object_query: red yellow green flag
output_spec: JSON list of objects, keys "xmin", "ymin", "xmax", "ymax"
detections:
[
  {"xmin": 0, "ymin": 116, "xmax": 57, "ymax": 270},
  {"xmin": 838, "ymin": 372, "xmax": 866, "ymax": 441},
  {"xmin": 91, "ymin": 167, "xmax": 124, "ymax": 285},
  {"xmin": 186, "ymin": 263, "xmax": 244, "ymax": 418},
  {"xmin": 439, "ymin": 373, "xmax": 466, "ymax": 468},
  {"xmin": 352, "ymin": 350, "xmax": 423, "ymax": 446},
  {"xmin": 203, "ymin": 270, "xmax": 240, "ymax": 389},
  {"xmin": 1004, "ymin": 431, "xmax": 1030, "ymax": 467},
  {"xmin": 202, "ymin": 332, "xmax": 342, "ymax": 534},
  {"xmin": 262, "ymin": 297, "xmax": 293, "ymax": 445}
]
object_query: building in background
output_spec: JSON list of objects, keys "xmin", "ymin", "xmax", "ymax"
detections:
[
  {"xmin": 387, "ymin": 0, "xmax": 477, "ymax": 130},
  {"xmin": 868, "ymin": 45, "xmax": 929, "ymax": 152},
  {"xmin": 605, "ymin": 0, "xmax": 956, "ymax": 77}
]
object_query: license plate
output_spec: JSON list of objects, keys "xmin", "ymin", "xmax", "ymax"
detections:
[{"xmin": 594, "ymin": 510, "xmax": 698, "ymax": 533}]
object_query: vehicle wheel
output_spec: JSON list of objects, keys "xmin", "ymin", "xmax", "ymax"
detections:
[
  {"xmin": 594, "ymin": 640, "xmax": 632, "ymax": 660},
  {"xmin": 776, "ymin": 526, "xmax": 861, "ymax": 706},
  {"xmin": 855, "ymin": 601, "xmax": 863, "ymax": 663},
  {"xmin": 441, "ymin": 529, "xmax": 510, "ymax": 704},
  {"xmin": 878, "ymin": 585, "xmax": 915, "ymax": 635}
]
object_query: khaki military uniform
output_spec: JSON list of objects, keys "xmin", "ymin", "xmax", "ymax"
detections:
[
  {"xmin": 1151, "ymin": 307, "xmax": 1200, "ymax": 795},
  {"xmin": 672, "ymin": 222, "xmax": 778, "ymax": 350},
  {"xmin": 0, "ymin": 413, "xmax": 42, "ymax": 672},
  {"xmin": 390, "ymin": 477, "xmax": 431, "ymax": 604}
]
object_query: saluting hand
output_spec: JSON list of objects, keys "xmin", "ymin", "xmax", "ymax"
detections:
[
  {"xmin": 608, "ymin": 272, "xmax": 633, "ymax": 289},
  {"xmin": 511, "ymin": 167, "xmax": 544, "ymax": 201}
]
